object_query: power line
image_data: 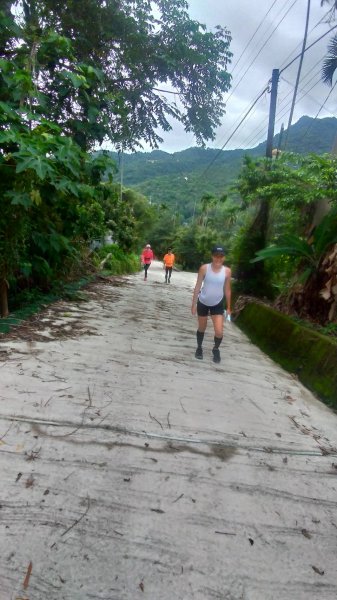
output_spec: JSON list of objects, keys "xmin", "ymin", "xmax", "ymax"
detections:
[
  {"xmin": 284, "ymin": 0, "xmax": 311, "ymax": 148},
  {"xmin": 228, "ymin": 55, "xmax": 325, "ymax": 150},
  {"xmin": 230, "ymin": 0, "xmax": 279, "ymax": 74},
  {"xmin": 299, "ymin": 80, "xmax": 337, "ymax": 141},
  {"xmin": 184, "ymin": 7, "xmax": 337, "ymax": 186},
  {"xmin": 232, "ymin": 66, "xmax": 325, "ymax": 149},
  {"xmin": 243, "ymin": 70, "xmax": 335, "ymax": 150},
  {"xmin": 220, "ymin": 23, "xmax": 337, "ymax": 152},
  {"xmin": 210, "ymin": 0, "xmax": 297, "ymax": 157},
  {"xmin": 280, "ymin": 23, "xmax": 337, "ymax": 74},
  {"xmin": 277, "ymin": 8, "xmax": 332, "ymax": 70},
  {"xmin": 225, "ymin": 0, "xmax": 300, "ymax": 105},
  {"xmin": 198, "ymin": 85, "xmax": 270, "ymax": 179}
]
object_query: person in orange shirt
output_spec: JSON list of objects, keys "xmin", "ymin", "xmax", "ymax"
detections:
[{"xmin": 163, "ymin": 248, "xmax": 175, "ymax": 283}]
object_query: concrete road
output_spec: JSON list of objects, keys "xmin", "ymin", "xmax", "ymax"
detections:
[{"xmin": 0, "ymin": 260, "xmax": 337, "ymax": 600}]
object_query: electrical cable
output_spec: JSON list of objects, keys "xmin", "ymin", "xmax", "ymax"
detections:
[
  {"xmin": 228, "ymin": 24, "xmax": 337, "ymax": 151},
  {"xmin": 198, "ymin": 85, "xmax": 270, "ymax": 179},
  {"xmin": 244, "ymin": 77, "xmax": 322, "ymax": 150},
  {"xmin": 230, "ymin": 0, "xmax": 296, "ymax": 85},
  {"xmin": 170, "ymin": 10, "xmax": 337, "ymax": 187},
  {"xmin": 298, "ymin": 80, "xmax": 337, "ymax": 141},
  {"xmin": 226, "ymin": 0, "xmax": 300, "ymax": 105},
  {"xmin": 209, "ymin": 0, "xmax": 300, "ymax": 157},
  {"xmin": 280, "ymin": 23, "xmax": 337, "ymax": 74},
  {"xmin": 244, "ymin": 72, "xmax": 335, "ymax": 150},
  {"xmin": 283, "ymin": 0, "xmax": 312, "ymax": 149},
  {"xmin": 233, "ymin": 63, "xmax": 323, "ymax": 150},
  {"xmin": 230, "ymin": 0, "xmax": 279, "ymax": 74},
  {"xmin": 278, "ymin": 8, "xmax": 332, "ymax": 71}
]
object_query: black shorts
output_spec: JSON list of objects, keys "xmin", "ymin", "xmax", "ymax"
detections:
[{"xmin": 197, "ymin": 298, "xmax": 224, "ymax": 316}]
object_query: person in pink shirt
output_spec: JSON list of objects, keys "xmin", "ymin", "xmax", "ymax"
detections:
[{"xmin": 141, "ymin": 243, "xmax": 154, "ymax": 280}]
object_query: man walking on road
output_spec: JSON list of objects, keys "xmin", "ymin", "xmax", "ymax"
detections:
[
  {"xmin": 141, "ymin": 244, "xmax": 154, "ymax": 280},
  {"xmin": 163, "ymin": 248, "xmax": 175, "ymax": 283},
  {"xmin": 191, "ymin": 245, "xmax": 231, "ymax": 363}
]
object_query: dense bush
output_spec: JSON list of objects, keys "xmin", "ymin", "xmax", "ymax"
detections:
[{"xmin": 94, "ymin": 244, "xmax": 139, "ymax": 275}]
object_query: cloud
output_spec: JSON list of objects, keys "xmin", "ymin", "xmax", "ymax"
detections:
[{"xmin": 102, "ymin": 0, "xmax": 337, "ymax": 153}]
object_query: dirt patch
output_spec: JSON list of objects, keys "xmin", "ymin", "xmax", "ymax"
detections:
[
  {"xmin": 0, "ymin": 277, "xmax": 131, "ymax": 343},
  {"xmin": 1, "ymin": 302, "xmax": 97, "ymax": 343}
]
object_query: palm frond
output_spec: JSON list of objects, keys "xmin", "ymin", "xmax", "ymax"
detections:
[
  {"xmin": 314, "ymin": 207, "xmax": 337, "ymax": 254},
  {"xmin": 322, "ymin": 34, "xmax": 337, "ymax": 85},
  {"xmin": 251, "ymin": 235, "xmax": 314, "ymax": 264}
]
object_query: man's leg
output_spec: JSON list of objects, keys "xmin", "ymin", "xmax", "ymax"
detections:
[
  {"xmin": 168, "ymin": 267, "xmax": 172, "ymax": 282},
  {"xmin": 144, "ymin": 264, "xmax": 149, "ymax": 280},
  {"xmin": 165, "ymin": 267, "xmax": 168, "ymax": 282}
]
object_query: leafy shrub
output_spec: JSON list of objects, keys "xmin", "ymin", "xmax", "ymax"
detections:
[{"xmin": 94, "ymin": 244, "xmax": 139, "ymax": 274}]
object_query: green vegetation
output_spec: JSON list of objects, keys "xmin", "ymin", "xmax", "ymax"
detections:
[
  {"xmin": 1, "ymin": 1, "xmax": 232, "ymax": 317},
  {"xmin": 236, "ymin": 302, "xmax": 337, "ymax": 408},
  {"xmin": 1, "ymin": 0, "xmax": 337, "ymax": 398},
  {"xmin": 94, "ymin": 244, "xmax": 139, "ymax": 275},
  {"xmin": 107, "ymin": 116, "xmax": 337, "ymax": 216},
  {"xmin": 230, "ymin": 152, "xmax": 337, "ymax": 325}
]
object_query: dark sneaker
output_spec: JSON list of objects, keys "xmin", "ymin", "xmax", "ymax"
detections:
[
  {"xmin": 195, "ymin": 347, "xmax": 203, "ymax": 359},
  {"xmin": 212, "ymin": 347, "xmax": 221, "ymax": 363}
]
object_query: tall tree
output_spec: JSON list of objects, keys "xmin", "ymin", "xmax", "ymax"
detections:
[
  {"xmin": 238, "ymin": 153, "xmax": 337, "ymax": 324},
  {"xmin": 6, "ymin": 0, "xmax": 232, "ymax": 151}
]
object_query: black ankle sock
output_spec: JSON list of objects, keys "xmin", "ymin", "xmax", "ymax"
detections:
[
  {"xmin": 196, "ymin": 330, "xmax": 204, "ymax": 348},
  {"xmin": 214, "ymin": 336, "xmax": 223, "ymax": 349}
]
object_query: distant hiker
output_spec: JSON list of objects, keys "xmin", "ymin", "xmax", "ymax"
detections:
[
  {"xmin": 191, "ymin": 245, "xmax": 231, "ymax": 363},
  {"xmin": 163, "ymin": 248, "xmax": 175, "ymax": 283},
  {"xmin": 141, "ymin": 244, "xmax": 154, "ymax": 280}
]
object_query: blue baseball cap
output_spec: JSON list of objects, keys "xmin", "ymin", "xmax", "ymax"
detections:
[{"xmin": 211, "ymin": 245, "xmax": 225, "ymax": 255}]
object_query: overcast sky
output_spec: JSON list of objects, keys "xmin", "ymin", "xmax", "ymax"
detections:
[{"xmin": 142, "ymin": 0, "xmax": 337, "ymax": 153}]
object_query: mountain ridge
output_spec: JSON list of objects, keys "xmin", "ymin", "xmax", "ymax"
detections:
[{"xmin": 107, "ymin": 116, "xmax": 337, "ymax": 212}]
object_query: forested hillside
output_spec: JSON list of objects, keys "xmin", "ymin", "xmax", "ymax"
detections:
[
  {"xmin": 108, "ymin": 116, "xmax": 337, "ymax": 214},
  {"xmin": 0, "ymin": 0, "xmax": 232, "ymax": 317}
]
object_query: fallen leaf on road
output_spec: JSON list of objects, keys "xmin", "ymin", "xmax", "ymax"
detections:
[
  {"xmin": 23, "ymin": 561, "xmax": 32, "ymax": 589},
  {"xmin": 285, "ymin": 395, "xmax": 296, "ymax": 403},
  {"xmin": 312, "ymin": 565, "xmax": 324, "ymax": 575},
  {"xmin": 25, "ymin": 476, "xmax": 34, "ymax": 488},
  {"xmin": 301, "ymin": 528, "xmax": 312, "ymax": 539}
]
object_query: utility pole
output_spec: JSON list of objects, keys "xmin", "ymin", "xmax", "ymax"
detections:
[
  {"xmin": 276, "ymin": 123, "xmax": 284, "ymax": 158},
  {"xmin": 241, "ymin": 67, "xmax": 279, "ymax": 296},
  {"xmin": 119, "ymin": 146, "xmax": 124, "ymax": 200},
  {"xmin": 266, "ymin": 68, "xmax": 279, "ymax": 158},
  {"xmin": 284, "ymin": 0, "xmax": 311, "ymax": 149}
]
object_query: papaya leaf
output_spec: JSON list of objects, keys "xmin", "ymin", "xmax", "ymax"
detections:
[
  {"xmin": 53, "ymin": 178, "xmax": 80, "ymax": 196},
  {"xmin": 15, "ymin": 151, "xmax": 56, "ymax": 180},
  {"xmin": 6, "ymin": 191, "xmax": 32, "ymax": 208}
]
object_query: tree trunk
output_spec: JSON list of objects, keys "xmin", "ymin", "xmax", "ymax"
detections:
[
  {"xmin": 236, "ymin": 198, "xmax": 273, "ymax": 297},
  {"xmin": 0, "ymin": 279, "xmax": 9, "ymax": 318},
  {"xmin": 275, "ymin": 243, "xmax": 337, "ymax": 325}
]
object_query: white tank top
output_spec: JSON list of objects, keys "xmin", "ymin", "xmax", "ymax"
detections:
[{"xmin": 199, "ymin": 264, "xmax": 226, "ymax": 306}]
